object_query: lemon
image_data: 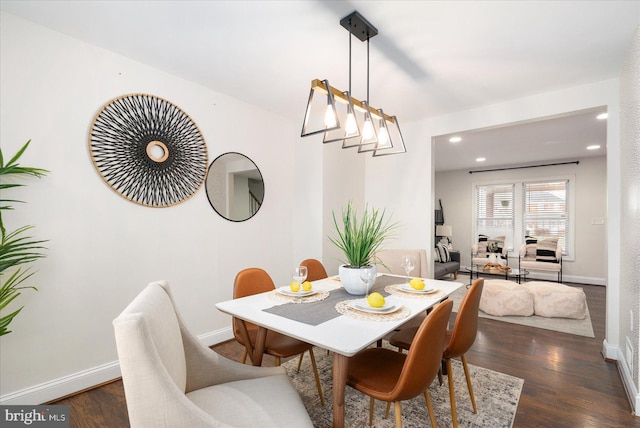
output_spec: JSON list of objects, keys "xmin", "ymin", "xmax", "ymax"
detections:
[
  {"xmin": 302, "ymin": 281, "xmax": 313, "ymax": 292},
  {"xmin": 290, "ymin": 281, "xmax": 300, "ymax": 292},
  {"xmin": 367, "ymin": 292, "xmax": 385, "ymax": 308},
  {"xmin": 409, "ymin": 278, "xmax": 425, "ymax": 290}
]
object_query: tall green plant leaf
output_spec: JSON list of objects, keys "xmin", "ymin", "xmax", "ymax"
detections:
[
  {"xmin": 329, "ymin": 201, "xmax": 398, "ymax": 268},
  {"xmin": 0, "ymin": 140, "xmax": 48, "ymax": 336}
]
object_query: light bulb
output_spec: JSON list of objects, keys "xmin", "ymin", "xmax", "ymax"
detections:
[
  {"xmin": 378, "ymin": 126, "xmax": 390, "ymax": 147},
  {"xmin": 345, "ymin": 113, "xmax": 358, "ymax": 136},
  {"xmin": 362, "ymin": 118, "xmax": 374, "ymax": 139},
  {"xmin": 324, "ymin": 104, "xmax": 337, "ymax": 128}
]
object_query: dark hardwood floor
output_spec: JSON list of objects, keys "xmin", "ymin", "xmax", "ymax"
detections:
[{"xmin": 52, "ymin": 278, "xmax": 639, "ymax": 427}]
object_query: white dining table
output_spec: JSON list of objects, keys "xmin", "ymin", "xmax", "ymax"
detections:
[{"xmin": 215, "ymin": 274, "xmax": 464, "ymax": 428}]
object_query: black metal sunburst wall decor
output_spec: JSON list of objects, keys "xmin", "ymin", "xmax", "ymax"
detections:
[{"xmin": 89, "ymin": 94, "xmax": 208, "ymax": 207}]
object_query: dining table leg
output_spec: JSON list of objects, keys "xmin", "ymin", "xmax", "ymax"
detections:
[
  {"xmin": 235, "ymin": 319, "xmax": 267, "ymax": 366},
  {"xmin": 332, "ymin": 352, "xmax": 348, "ymax": 428}
]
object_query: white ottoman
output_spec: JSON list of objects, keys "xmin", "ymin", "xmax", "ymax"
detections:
[
  {"xmin": 479, "ymin": 280, "xmax": 534, "ymax": 317},
  {"xmin": 525, "ymin": 281, "xmax": 587, "ymax": 319}
]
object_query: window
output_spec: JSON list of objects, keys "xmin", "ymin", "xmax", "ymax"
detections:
[
  {"xmin": 475, "ymin": 183, "xmax": 515, "ymax": 250},
  {"xmin": 473, "ymin": 177, "xmax": 573, "ymax": 258},
  {"xmin": 523, "ymin": 180, "xmax": 568, "ymax": 255}
]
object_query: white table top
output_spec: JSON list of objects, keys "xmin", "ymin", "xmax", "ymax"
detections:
[{"xmin": 216, "ymin": 274, "xmax": 464, "ymax": 357}]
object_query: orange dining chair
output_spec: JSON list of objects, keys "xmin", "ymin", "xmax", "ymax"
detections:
[
  {"xmin": 232, "ymin": 267, "xmax": 324, "ymax": 405},
  {"xmin": 300, "ymin": 258, "xmax": 329, "ymax": 281},
  {"xmin": 346, "ymin": 299, "xmax": 453, "ymax": 428},
  {"xmin": 389, "ymin": 278, "xmax": 485, "ymax": 428}
]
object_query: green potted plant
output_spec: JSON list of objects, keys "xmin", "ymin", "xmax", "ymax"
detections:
[
  {"xmin": 0, "ymin": 140, "xmax": 48, "ymax": 336},
  {"xmin": 329, "ymin": 201, "xmax": 398, "ymax": 295}
]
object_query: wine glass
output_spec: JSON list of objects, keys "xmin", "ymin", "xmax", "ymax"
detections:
[
  {"xmin": 400, "ymin": 255, "xmax": 416, "ymax": 284},
  {"xmin": 360, "ymin": 268, "xmax": 377, "ymax": 297},
  {"xmin": 293, "ymin": 266, "xmax": 308, "ymax": 302}
]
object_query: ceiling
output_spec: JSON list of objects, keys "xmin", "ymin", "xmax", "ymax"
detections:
[{"xmin": 1, "ymin": 1, "xmax": 637, "ymax": 169}]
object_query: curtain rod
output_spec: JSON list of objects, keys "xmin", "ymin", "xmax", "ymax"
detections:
[{"xmin": 468, "ymin": 160, "xmax": 579, "ymax": 174}]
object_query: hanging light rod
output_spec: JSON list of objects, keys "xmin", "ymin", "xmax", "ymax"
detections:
[{"xmin": 309, "ymin": 79, "xmax": 395, "ymax": 123}]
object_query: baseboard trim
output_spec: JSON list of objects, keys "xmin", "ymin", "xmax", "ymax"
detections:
[
  {"xmin": 614, "ymin": 340, "xmax": 639, "ymax": 414},
  {"xmin": 0, "ymin": 327, "xmax": 234, "ymax": 405}
]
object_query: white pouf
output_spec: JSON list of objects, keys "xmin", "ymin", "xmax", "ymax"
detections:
[
  {"xmin": 479, "ymin": 280, "xmax": 534, "ymax": 317},
  {"xmin": 525, "ymin": 281, "xmax": 587, "ymax": 319}
]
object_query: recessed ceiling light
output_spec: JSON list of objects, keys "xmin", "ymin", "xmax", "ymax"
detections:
[
  {"xmin": 597, "ymin": 113, "xmax": 608, "ymax": 120},
  {"xmin": 587, "ymin": 145, "xmax": 601, "ymax": 150},
  {"xmin": 475, "ymin": 157, "xmax": 486, "ymax": 162},
  {"xmin": 449, "ymin": 136, "xmax": 462, "ymax": 143}
]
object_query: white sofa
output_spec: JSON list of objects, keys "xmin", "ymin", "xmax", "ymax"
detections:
[
  {"xmin": 518, "ymin": 240, "xmax": 563, "ymax": 282},
  {"xmin": 113, "ymin": 281, "xmax": 313, "ymax": 428}
]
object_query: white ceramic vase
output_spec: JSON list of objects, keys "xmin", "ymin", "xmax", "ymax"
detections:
[{"xmin": 339, "ymin": 264, "xmax": 377, "ymax": 295}]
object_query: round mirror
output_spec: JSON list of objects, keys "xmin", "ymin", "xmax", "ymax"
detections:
[{"xmin": 205, "ymin": 152, "xmax": 264, "ymax": 222}]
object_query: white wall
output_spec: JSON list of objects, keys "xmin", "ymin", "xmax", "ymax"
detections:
[
  {"xmin": 617, "ymin": 26, "xmax": 640, "ymax": 412},
  {"xmin": 435, "ymin": 156, "xmax": 607, "ymax": 284},
  {"xmin": 362, "ymin": 77, "xmax": 622, "ymax": 366},
  {"xmin": 0, "ymin": 13, "xmax": 323, "ymax": 403}
]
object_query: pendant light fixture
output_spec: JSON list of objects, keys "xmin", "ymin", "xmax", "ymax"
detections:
[{"xmin": 300, "ymin": 11, "xmax": 406, "ymax": 156}]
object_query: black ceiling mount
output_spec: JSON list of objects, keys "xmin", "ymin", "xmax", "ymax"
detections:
[{"xmin": 340, "ymin": 11, "xmax": 378, "ymax": 42}]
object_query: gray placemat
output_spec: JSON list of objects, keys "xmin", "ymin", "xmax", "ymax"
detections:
[{"xmin": 262, "ymin": 274, "xmax": 403, "ymax": 326}]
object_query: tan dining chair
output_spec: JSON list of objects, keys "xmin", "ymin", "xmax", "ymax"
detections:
[
  {"xmin": 233, "ymin": 267, "xmax": 324, "ymax": 405},
  {"xmin": 300, "ymin": 258, "xmax": 328, "ymax": 281},
  {"xmin": 345, "ymin": 299, "xmax": 453, "ymax": 428},
  {"xmin": 113, "ymin": 281, "xmax": 313, "ymax": 427},
  {"xmin": 389, "ymin": 278, "xmax": 485, "ymax": 428}
]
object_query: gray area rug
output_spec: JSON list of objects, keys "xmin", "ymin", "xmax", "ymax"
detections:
[
  {"xmin": 448, "ymin": 283, "xmax": 595, "ymax": 338},
  {"xmin": 284, "ymin": 345, "xmax": 523, "ymax": 428}
]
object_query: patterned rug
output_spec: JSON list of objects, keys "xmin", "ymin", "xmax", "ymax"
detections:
[
  {"xmin": 283, "ymin": 345, "xmax": 523, "ymax": 428},
  {"xmin": 449, "ymin": 280, "xmax": 595, "ymax": 338}
]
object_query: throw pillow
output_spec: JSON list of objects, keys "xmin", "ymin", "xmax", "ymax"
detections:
[
  {"xmin": 525, "ymin": 235, "xmax": 537, "ymax": 257},
  {"xmin": 536, "ymin": 237, "xmax": 559, "ymax": 262},
  {"xmin": 477, "ymin": 234, "xmax": 489, "ymax": 254},
  {"xmin": 436, "ymin": 243, "xmax": 451, "ymax": 263},
  {"xmin": 487, "ymin": 235, "xmax": 505, "ymax": 255}
]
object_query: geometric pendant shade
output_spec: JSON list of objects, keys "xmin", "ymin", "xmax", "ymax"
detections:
[{"xmin": 301, "ymin": 79, "xmax": 340, "ymax": 137}]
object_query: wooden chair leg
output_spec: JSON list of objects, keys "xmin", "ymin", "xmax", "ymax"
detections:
[
  {"xmin": 446, "ymin": 358, "xmax": 459, "ymax": 428},
  {"xmin": 297, "ymin": 352, "xmax": 304, "ymax": 372},
  {"xmin": 241, "ymin": 348, "xmax": 248, "ymax": 364},
  {"xmin": 275, "ymin": 356, "xmax": 281, "ymax": 366},
  {"xmin": 308, "ymin": 348, "xmax": 324, "ymax": 406},
  {"xmin": 424, "ymin": 390, "xmax": 438, "ymax": 428},
  {"xmin": 369, "ymin": 396, "xmax": 375, "ymax": 426},
  {"xmin": 394, "ymin": 401, "xmax": 403, "ymax": 428},
  {"xmin": 461, "ymin": 354, "xmax": 477, "ymax": 413},
  {"xmin": 385, "ymin": 401, "xmax": 391, "ymax": 418},
  {"xmin": 437, "ymin": 366, "xmax": 443, "ymax": 386}
]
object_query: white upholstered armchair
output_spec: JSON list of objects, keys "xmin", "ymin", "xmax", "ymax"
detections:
[
  {"xmin": 518, "ymin": 238, "xmax": 563, "ymax": 282},
  {"xmin": 113, "ymin": 281, "xmax": 313, "ymax": 428}
]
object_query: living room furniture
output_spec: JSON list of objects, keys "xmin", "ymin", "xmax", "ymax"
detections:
[
  {"xmin": 518, "ymin": 239, "xmax": 563, "ymax": 282},
  {"xmin": 346, "ymin": 299, "xmax": 453, "ymax": 428},
  {"xmin": 113, "ymin": 281, "xmax": 313, "ymax": 428},
  {"xmin": 216, "ymin": 274, "xmax": 464, "ymax": 428},
  {"xmin": 526, "ymin": 281, "xmax": 586, "ymax": 319},
  {"xmin": 434, "ymin": 249, "xmax": 460, "ymax": 280},
  {"xmin": 479, "ymin": 279, "xmax": 535, "ymax": 316},
  {"xmin": 471, "ymin": 235, "xmax": 509, "ymax": 266},
  {"xmin": 464, "ymin": 264, "xmax": 529, "ymax": 284},
  {"xmin": 233, "ymin": 268, "xmax": 324, "ymax": 404},
  {"xmin": 478, "ymin": 279, "xmax": 586, "ymax": 319},
  {"xmin": 376, "ymin": 249, "xmax": 429, "ymax": 278},
  {"xmin": 389, "ymin": 279, "xmax": 484, "ymax": 428}
]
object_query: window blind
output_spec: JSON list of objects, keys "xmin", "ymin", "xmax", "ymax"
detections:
[
  {"xmin": 475, "ymin": 183, "xmax": 515, "ymax": 249},
  {"xmin": 523, "ymin": 180, "xmax": 568, "ymax": 253}
]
